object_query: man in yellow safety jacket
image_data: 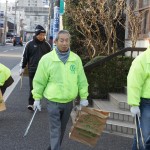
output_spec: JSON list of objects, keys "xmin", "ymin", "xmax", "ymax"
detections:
[
  {"xmin": 0, "ymin": 63, "xmax": 14, "ymax": 95},
  {"xmin": 127, "ymin": 46, "xmax": 150, "ymax": 150},
  {"xmin": 32, "ymin": 30, "xmax": 89, "ymax": 150}
]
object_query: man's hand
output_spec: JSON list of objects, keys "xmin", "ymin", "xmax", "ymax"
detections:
[
  {"xmin": 130, "ymin": 106, "xmax": 140, "ymax": 117},
  {"xmin": 33, "ymin": 100, "xmax": 41, "ymax": 111},
  {"xmin": 80, "ymin": 99, "xmax": 89, "ymax": 107},
  {"xmin": 19, "ymin": 68, "xmax": 24, "ymax": 76}
]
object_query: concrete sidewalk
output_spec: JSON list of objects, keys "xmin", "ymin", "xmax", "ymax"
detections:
[{"xmin": 0, "ymin": 77, "xmax": 133, "ymax": 150}]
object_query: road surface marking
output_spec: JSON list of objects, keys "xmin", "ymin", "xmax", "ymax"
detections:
[
  {"xmin": 3, "ymin": 50, "xmax": 9, "ymax": 52},
  {"xmin": 0, "ymin": 54, "xmax": 21, "ymax": 58}
]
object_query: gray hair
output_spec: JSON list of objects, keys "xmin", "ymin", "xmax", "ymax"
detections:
[{"xmin": 55, "ymin": 30, "xmax": 71, "ymax": 41}]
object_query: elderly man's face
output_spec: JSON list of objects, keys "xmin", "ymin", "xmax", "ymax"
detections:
[
  {"xmin": 55, "ymin": 33, "xmax": 70, "ymax": 52},
  {"xmin": 36, "ymin": 33, "xmax": 46, "ymax": 41}
]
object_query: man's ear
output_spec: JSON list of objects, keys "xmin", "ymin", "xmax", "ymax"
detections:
[{"xmin": 54, "ymin": 40, "xmax": 57, "ymax": 44}]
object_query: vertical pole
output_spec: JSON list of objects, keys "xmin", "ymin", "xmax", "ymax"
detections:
[
  {"xmin": 50, "ymin": 0, "xmax": 54, "ymax": 37},
  {"xmin": 46, "ymin": 0, "xmax": 51, "ymax": 41},
  {"xmin": 0, "ymin": 10, "xmax": 4, "ymax": 45},
  {"xmin": 48, "ymin": 0, "xmax": 54, "ymax": 47},
  {"xmin": 53, "ymin": 0, "xmax": 60, "ymax": 46},
  {"xmin": 14, "ymin": 0, "xmax": 17, "ymax": 36},
  {"xmin": 3, "ymin": 0, "xmax": 7, "ymax": 45}
]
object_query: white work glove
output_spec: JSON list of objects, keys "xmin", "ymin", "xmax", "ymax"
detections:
[
  {"xmin": 33, "ymin": 100, "xmax": 41, "ymax": 111},
  {"xmin": 19, "ymin": 68, "xmax": 24, "ymax": 76},
  {"xmin": 130, "ymin": 106, "xmax": 140, "ymax": 117},
  {"xmin": 80, "ymin": 99, "xmax": 89, "ymax": 107},
  {"xmin": 77, "ymin": 100, "xmax": 89, "ymax": 110}
]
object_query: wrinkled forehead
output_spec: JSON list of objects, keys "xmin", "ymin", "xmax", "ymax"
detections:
[{"xmin": 58, "ymin": 33, "xmax": 70, "ymax": 38}]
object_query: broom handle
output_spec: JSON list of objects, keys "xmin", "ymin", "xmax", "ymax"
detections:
[
  {"xmin": 135, "ymin": 116, "xmax": 139, "ymax": 149},
  {"xmin": 137, "ymin": 115, "xmax": 145, "ymax": 149},
  {"xmin": 23, "ymin": 107, "xmax": 38, "ymax": 137}
]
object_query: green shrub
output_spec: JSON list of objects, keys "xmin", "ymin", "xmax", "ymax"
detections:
[{"xmin": 85, "ymin": 56, "xmax": 133, "ymax": 99}]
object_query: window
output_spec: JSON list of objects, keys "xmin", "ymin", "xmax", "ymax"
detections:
[
  {"xmin": 143, "ymin": 11, "xmax": 148, "ymax": 34},
  {"xmin": 0, "ymin": 11, "xmax": 4, "ymax": 18},
  {"xmin": 35, "ymin": 16, "xmax": 37, "ymax": 21},
  {"xmin": 130, "ymin": 0, "xmax": 138, "ymax": 10},
  {"xmin": 143, "ymin": 0, "xmax": 149, "ymax": 7}
]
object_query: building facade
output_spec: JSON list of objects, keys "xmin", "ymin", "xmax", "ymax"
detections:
[
  {"xmin": 125, "ymin": 0, "xmax": 150, "ymax": 47},
  {"xmin": 0, "ymin": 0, "xmax": 49, "ymax": 40},
  {"xmin": 17, "ymin": 0, "xmax": 49, "ymax": 32}
]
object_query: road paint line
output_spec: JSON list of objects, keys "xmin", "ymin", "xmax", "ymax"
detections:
[
  {"xmin": 0, "ymin": 54, "xmax": 21, "ymax": 58},
  {"xmin": 3, "ymin": 50, "xmax": 9, "ymax": 52}
]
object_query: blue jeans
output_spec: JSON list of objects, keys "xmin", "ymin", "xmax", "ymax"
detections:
[{"xmin": 132, "ymin": 98, "xmax": 150, "ymax": 150}]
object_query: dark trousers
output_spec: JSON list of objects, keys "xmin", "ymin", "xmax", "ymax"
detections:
[
  {"xmin": 47, "ymin": 100, "xmax": 73, "ymax": 150},
  {"xmin": 28, "ymin": 72, "xmax": 35, "ymax": 105}
]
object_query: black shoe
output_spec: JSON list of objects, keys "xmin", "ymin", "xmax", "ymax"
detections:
[{"xmin": 27, "ymin": 105, "xmax": 33, "ymax": 111}]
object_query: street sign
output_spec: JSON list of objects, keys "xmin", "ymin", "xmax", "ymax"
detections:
[{"xmin": 60, "ymin": 0, "xmax": 64, "ymax": 15}]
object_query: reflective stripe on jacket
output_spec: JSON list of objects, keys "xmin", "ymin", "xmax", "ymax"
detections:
[
  {"xmin": 127, "ymin": 47, "xmax": 150, "ymax": 106},
  {"xmin": 0, "ymin": 63, "xmax": 11, "ymax": 86},
  {"xmin": 32, "ymin": 49, "xmax": 89, "ymax": 103}
]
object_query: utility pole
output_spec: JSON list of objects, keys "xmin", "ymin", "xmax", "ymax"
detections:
[
  {"xmin": 46, "ymin": 0, "xmax": 51, "ymax": 41},
  {"xmin": 3, "ymin": 0, "xmax": 8, "ymax": 45},
  {"xmin": 47, "ymin": 0, "xmax": 54, "ymax": 47},
  {"xmin": 14, "ymin": 0, "xmax": 17, "ymax": 36}
]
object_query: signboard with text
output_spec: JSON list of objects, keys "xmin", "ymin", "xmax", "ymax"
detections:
[{"xmin": 53, "ymin": 6, "xmax": 60, "ymax": 41}]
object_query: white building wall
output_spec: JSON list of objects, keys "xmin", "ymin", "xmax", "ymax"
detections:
[
  {"xmin": 17, "ymin": 0, "xmax": 48, "ymax": 32},
  {"xmin": 18, "ymin": 0, "xmax": 46, "ymax": 7},
  {"xmin": 125, "ymin": 40, "xmax": 150, "ymax": 48},
  {"xmin": 125, "ymin": 0, "xmax": 150, "ymax": 49},
  {"xmin": 43, "ymin": 0, "xmax": 49, "ymax": 6},
  {"xmin": 125, "ymin": 39, "xmax": 150, "ymax": 58}
]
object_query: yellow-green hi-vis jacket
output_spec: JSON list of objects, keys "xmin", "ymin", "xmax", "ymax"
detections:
[
  {"xmin": 127, "ymin": 47, "xmax": 150, "ymax": 106},
  {"xmin": 0, "ymin": 63, "xmax": 11, "ymax": 86},
  {"xmin": 32, "ymin": 49, "xmax": 89, "ymax": 103}
]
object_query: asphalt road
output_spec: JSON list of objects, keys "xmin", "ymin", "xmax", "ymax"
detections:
[
  {"xmin": 0, "ymin": 43, "xmax": 23, "ymax": 70},
  {"xmin": 0, "ymin": 44, "xmax": 133, "ymax": 150}
]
